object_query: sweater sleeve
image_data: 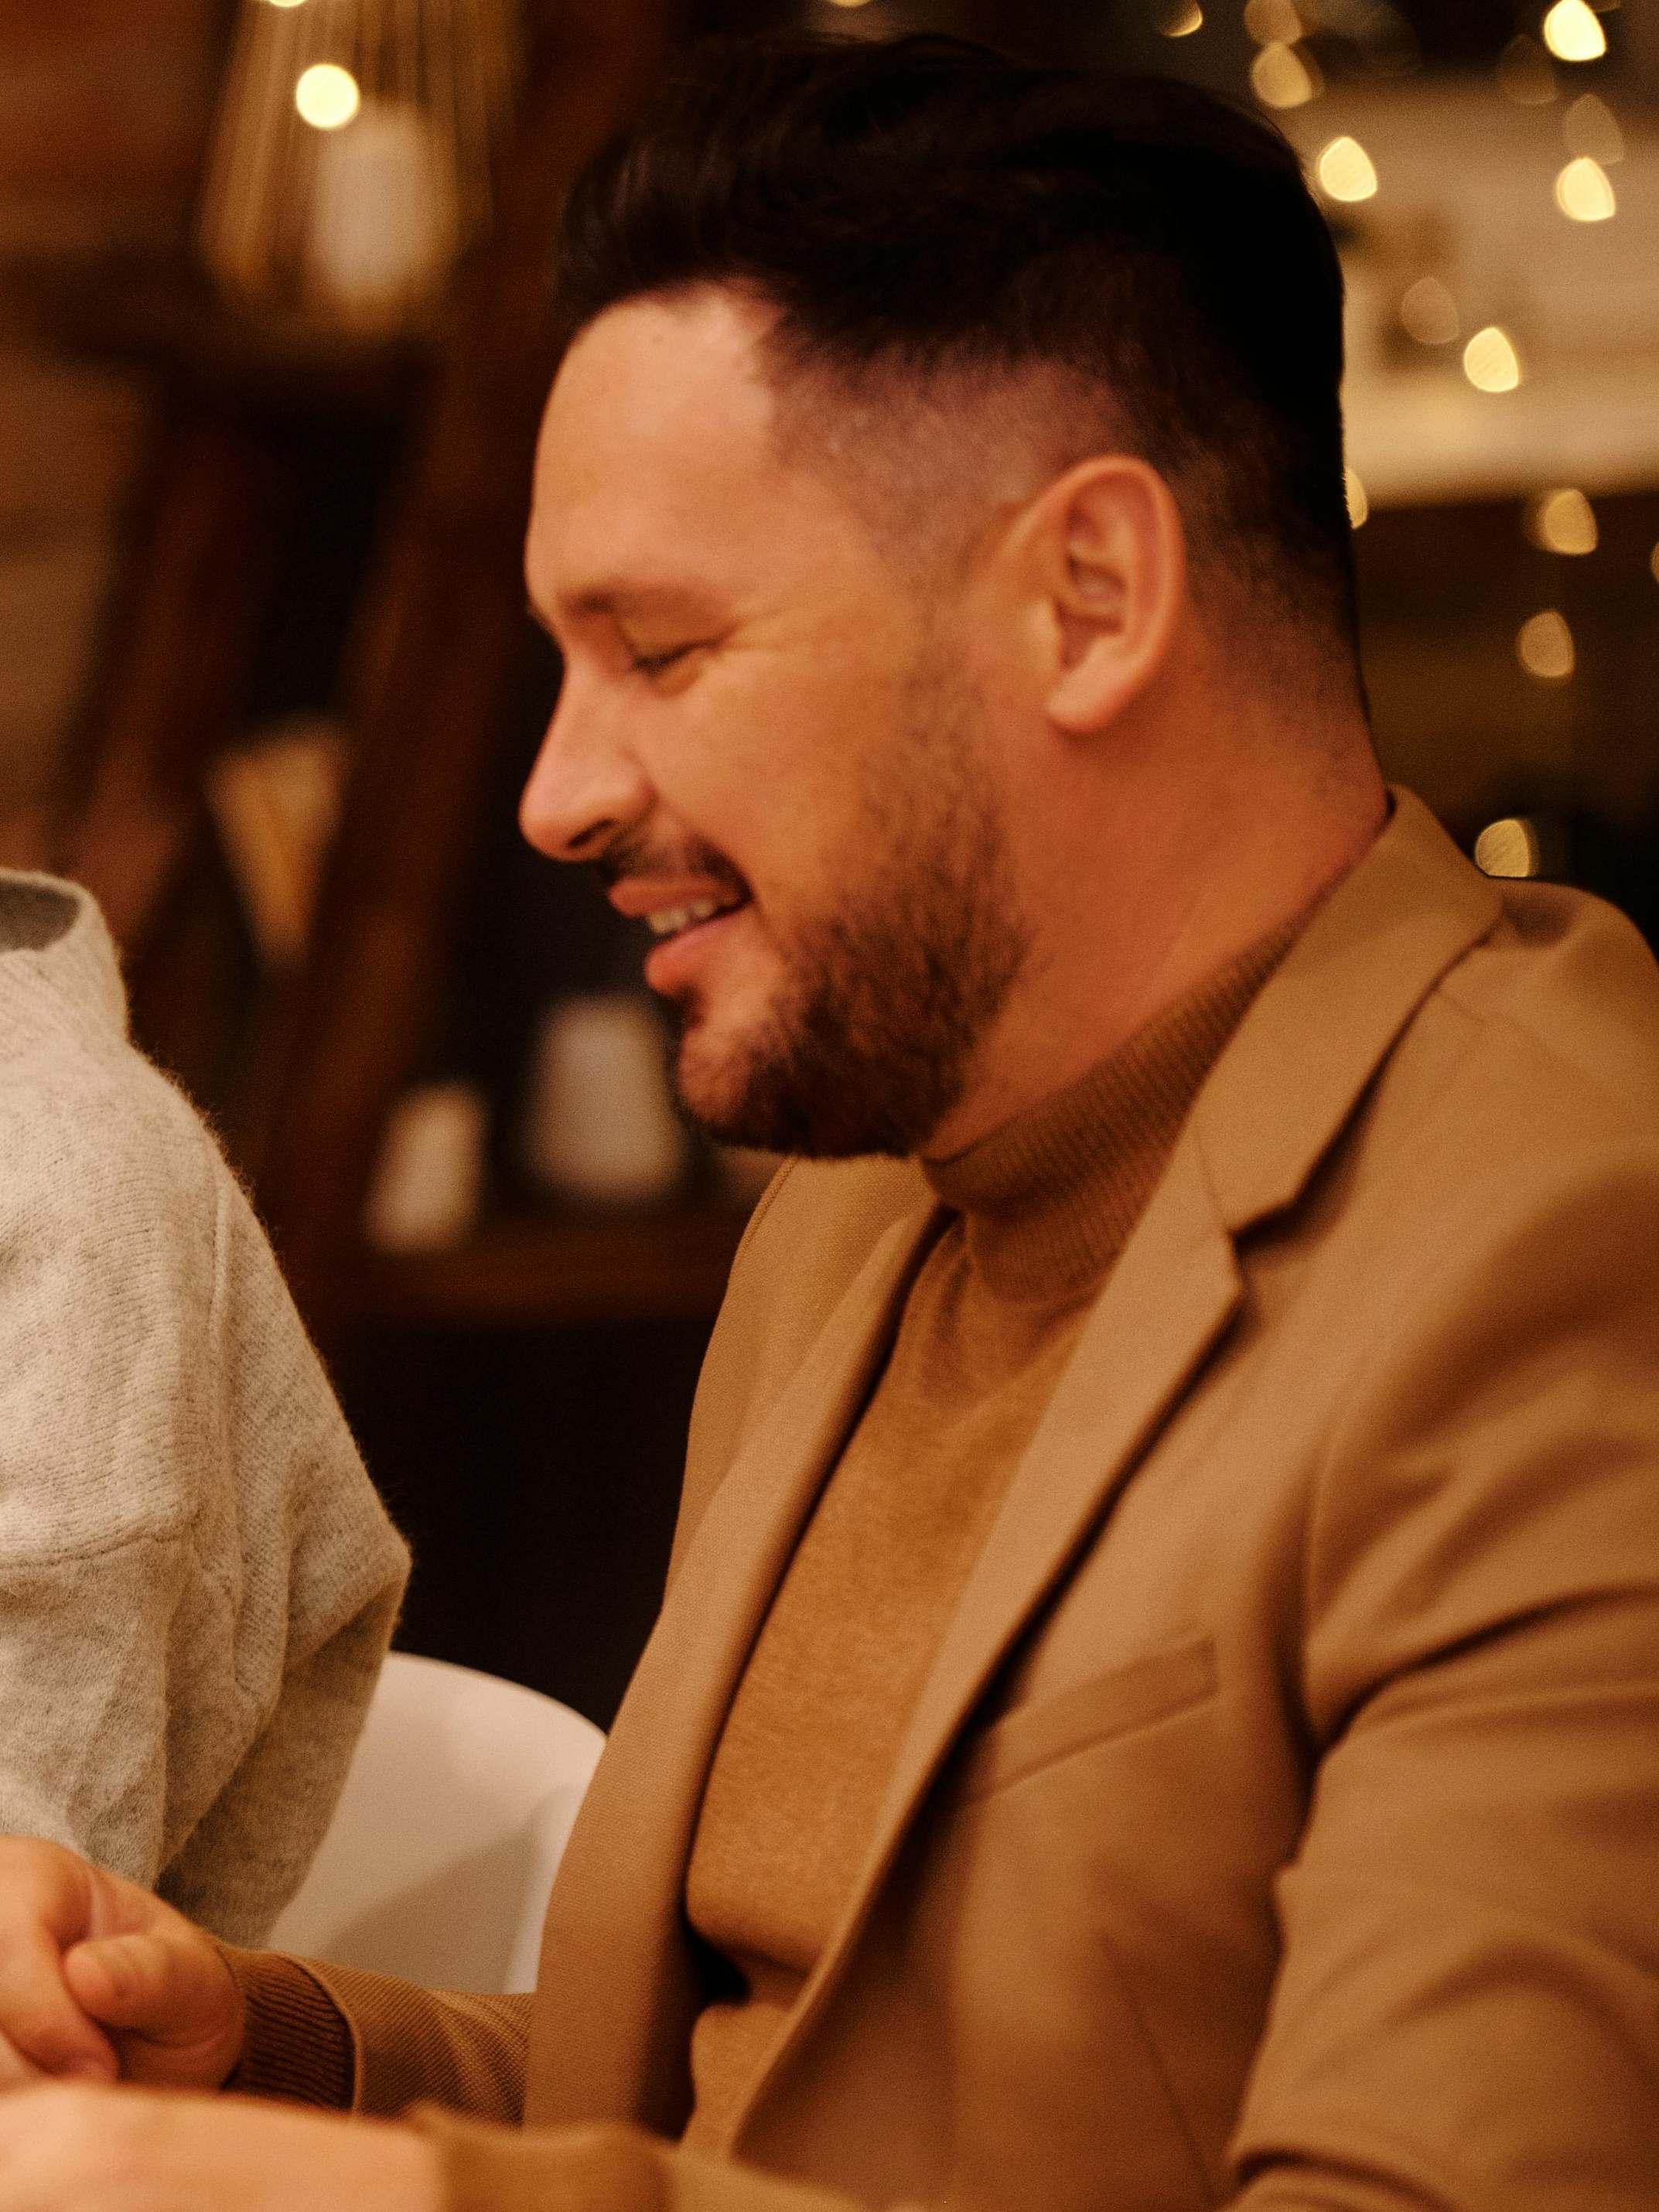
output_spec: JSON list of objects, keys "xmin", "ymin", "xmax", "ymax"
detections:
[
  {"xmin": 152, "ymin": 1153, "xmax": 410, "ymax": 1944},
  {"xmin": 224, "ymin": 1946, "xmax": 532, "ymax": 2123},
  {"xmin": 0, "ymin": 988, "xmax": 407, "ymax": 1944}
]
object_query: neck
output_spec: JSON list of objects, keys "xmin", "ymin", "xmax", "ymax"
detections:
[{"xmin": 924, "ymin": 733, "xmax": 1387, "ymax": 1159}]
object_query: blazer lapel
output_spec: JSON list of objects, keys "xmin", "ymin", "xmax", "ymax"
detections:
[
  {"xmin": 526, "ymin": 1198, "xmax": 940, "ymax": 2132},
  {"xmin": 736, "ymin": 1138, "xmax": 1243, "ymax": 2127}
]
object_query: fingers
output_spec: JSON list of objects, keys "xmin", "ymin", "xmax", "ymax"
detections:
[
  {"xmin": 0, "ymin": 1840, "xmax": 222, "ymax": 2091},
  {"xmin": 0, "ymin": 1923, "xmax": 118, "ymax": 2086},
  {"xmin": 0, "ymin": 2032, "xmax": 46, "ymax": 2093},
  {"xmin": 63, "ymin": 1935, "xmax": 244, "ymax": 2091}
]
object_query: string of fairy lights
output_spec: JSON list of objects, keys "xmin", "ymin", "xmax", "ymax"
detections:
[
  {"xmin": 1145, "ymin": 0, "xmax": 1655, "ymax": 740},
  {"xmin": 814, "ymin": 0, "xmax": 1657, "ymax": 880},
  {"xmin": 821, "ymin": 3, "xmax": 1654, "ymax": 709}
]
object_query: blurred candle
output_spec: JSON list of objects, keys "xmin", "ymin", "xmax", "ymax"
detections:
[
  {"xmin": 364, "ymin": 1084, "xmax": 488, "ymax": 1253},
  {"xmin": 309, "ymin": 101, "xmax": 459, "ymax": 321},
  {"xmin": 522, "ymin": 996, "xmax": 687, "ymax": 1208}
]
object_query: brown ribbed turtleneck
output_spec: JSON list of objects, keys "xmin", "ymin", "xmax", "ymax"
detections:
[{"xmin": 681, "ymin": 917, "xmax": 1302, "ymax": 2150}]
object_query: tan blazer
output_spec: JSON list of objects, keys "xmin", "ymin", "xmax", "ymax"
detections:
[{"xmin": 320, "ymin": 791, "xmax": 1659, "ymax": 2210}]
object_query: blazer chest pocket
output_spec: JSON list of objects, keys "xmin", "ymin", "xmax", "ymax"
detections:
[{"xmin": 957, "ymin": 1633, "xmax": 1217, "ymax": 1804}]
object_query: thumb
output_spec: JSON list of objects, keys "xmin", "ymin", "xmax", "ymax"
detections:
[{"xmin": 62, "ymin": 1932, "xmax": 244, "ymax": 2088}]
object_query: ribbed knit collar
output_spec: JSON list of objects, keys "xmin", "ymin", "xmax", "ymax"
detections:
[{"xmin": 922, "ymin": 917, "xmax": 1304, "ymax": 1300}]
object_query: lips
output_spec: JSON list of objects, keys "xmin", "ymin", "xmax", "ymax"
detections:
[{"xmin": 641, "ymin": 897, "xmax": 749, "ymax": 995}]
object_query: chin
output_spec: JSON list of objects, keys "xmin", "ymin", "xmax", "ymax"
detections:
[
  {"xmin": 670, "ymin": 1008, "xmax": 773, "ymax": 1146},
  {"xmin": 671, "ymin": 1021, "xmax": 930, "ymax": 1162}
]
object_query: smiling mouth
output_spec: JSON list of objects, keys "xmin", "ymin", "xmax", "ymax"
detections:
[{"xmin": 644, "ymin": 893, "xmax": 748, "ymax": 940}]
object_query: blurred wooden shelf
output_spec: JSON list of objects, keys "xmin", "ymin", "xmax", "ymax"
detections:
[
  {"xmin": 333, "ymin": 1202, "xmax": 750, "ymax": 1330},
  {"xmin": 36, "ymin": 251, "xmax": 435, "ymax": 419}
]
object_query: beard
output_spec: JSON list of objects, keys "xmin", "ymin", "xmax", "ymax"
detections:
[{"xmin": 665, "ymin": 650, "xmax": 1030, "ymax": 1159}]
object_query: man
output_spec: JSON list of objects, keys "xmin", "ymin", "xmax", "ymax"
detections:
[
  {"xmin": 0, "ymin": 867, "xmax": 408, "ymax": 1943},
  {"xmin": 0, "ymin": 30, "xmax": 1657, "ymax": 2211}
]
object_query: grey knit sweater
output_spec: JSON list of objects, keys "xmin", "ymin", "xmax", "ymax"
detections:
[{"xmin": 0, "ymin": 868, "xmax": 408, "ymax": 1943}]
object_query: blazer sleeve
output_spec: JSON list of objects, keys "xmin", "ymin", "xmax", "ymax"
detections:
[{"xmin": 1227, "ymin": 1138, "xmax": 1659, "ymax": 2203}]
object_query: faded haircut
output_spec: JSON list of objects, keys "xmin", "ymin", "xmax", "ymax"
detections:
[{"xmin": 554, "ymin": 32, "xmax": 1361, "ymax": 664}]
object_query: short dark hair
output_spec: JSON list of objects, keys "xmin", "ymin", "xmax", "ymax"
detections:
[{"xmin": 555, "ymin": 32, "xmax": 1358, "ymax": 654}]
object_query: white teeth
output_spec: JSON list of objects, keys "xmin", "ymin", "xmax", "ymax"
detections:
[{"xmin": 646, "ymin": 898, "xmax": 722, "ymax": 937}]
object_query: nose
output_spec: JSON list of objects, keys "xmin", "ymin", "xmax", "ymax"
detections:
[{"xmin": 518, "ymin": 669, "xmax": 654, "ymax": 863}]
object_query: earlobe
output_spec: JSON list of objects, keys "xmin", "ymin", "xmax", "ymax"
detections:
[{"xmin": 1042, "ymin": 458, "xmax": 1185, "ymax": 735}]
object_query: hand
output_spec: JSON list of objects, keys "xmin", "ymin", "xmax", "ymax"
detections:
[
  {"xmin": 0, "ymin": 2081, "xmax": 442, "ymax": 2212},
  {"xmin": 0, "ymin": 1838, "xmax": 243, "ymax": 2092}
]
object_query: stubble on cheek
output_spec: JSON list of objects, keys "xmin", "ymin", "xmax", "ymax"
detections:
[{"xmin": 665, "ymin": 667, "xmax": 1029, "ymax": 1159}]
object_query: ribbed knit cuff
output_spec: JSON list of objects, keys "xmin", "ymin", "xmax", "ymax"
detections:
[
  {"xmin": 217, "ymin": 1943, "xmax": 356, "ymax": 2109},
  {"xmin": 410, "ymin": 2112, "xmax": 669, "ymax": 2212}
]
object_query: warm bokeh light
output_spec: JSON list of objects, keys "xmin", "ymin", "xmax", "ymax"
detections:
[
  {"xmin": 1155, "ymin": 2, "xmax": 1204, "ymax": 37},
  {"xmin": 1463, "ymin": 326, "xmax": 1522, "ymax": 394},
  {"xmin": 295, "ymin": 62, "xmax": 361, "ymax": 131},
  {"xmin": 1244, "ymin": 0, "xmax": 1302, "ymax": 43},
  {"xmin": 263, "ymin": 0, "xmax": 309, "ymax": 9},
  {"xmin": 1542, "ymin": 0, "xmax": 1608, "ymax": 65},
  {"xmin": 1497, "ymin": 34, "xmax": 1558, "ymax": 105},
  {"xmin": 1555, "ymin": 155, "xmax": 1616, "ymax": 222},
  {"xmin": 1565, "ymin": 93, "xmax": 1624, "ymax": 166},
  {"xmin": 1399, "ymin": 276, "xmax": 1459, "ymax": 346},
  {"xmin": 1251, "ymin": 42, "xmax": 1322, "ymax": 110},
  {"xmin": 823, "ymin": 0, "xmax": 876, "ymax": 8},
  {"xmin": 1517, "ymin": 609, "xmax": 1575, "ymax": 681},
  {"xmin": 1526, "ymin": 486, "xmax": 1599, "ymax": 555},
  {"xmin": 1474, "ymin": 818, "xmax": 1543, "ymax": 879},
  {"xmin": 1345, "ymin": 467, "xmax": 1369, "ymax": 529},
  {"xmin": 1316, "ymin": 136, "xmax": 1378, "ymax": 203}
]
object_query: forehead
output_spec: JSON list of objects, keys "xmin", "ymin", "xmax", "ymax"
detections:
[{"xmin": 527, "ymin": 289, "xmax": 835, "ymax": 613}]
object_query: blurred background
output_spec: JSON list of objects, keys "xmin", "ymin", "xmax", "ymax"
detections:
[{"xmin": 1, "ymin": 0, "xmax": 1654, "ymax": 1724}]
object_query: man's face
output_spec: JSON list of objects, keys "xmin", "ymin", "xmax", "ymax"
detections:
[{"xmin": 521, "ymin": 288, "xmax": 1030, "ymax": 1159}]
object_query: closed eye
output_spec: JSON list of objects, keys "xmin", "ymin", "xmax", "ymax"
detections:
[{"xmin": 630, "ymin": 646, "xmax": 695, "ymax": 677}]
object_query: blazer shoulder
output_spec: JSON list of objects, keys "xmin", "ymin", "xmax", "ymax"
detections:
[{"xmin": 1434, "ymin": 879, "xmax": 1659, "ymax": 1135}]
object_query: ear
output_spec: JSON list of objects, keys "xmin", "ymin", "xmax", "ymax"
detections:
[{"xmin": 1029, "ymin": 458, "xmax": 1187, "ymax": 736}]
